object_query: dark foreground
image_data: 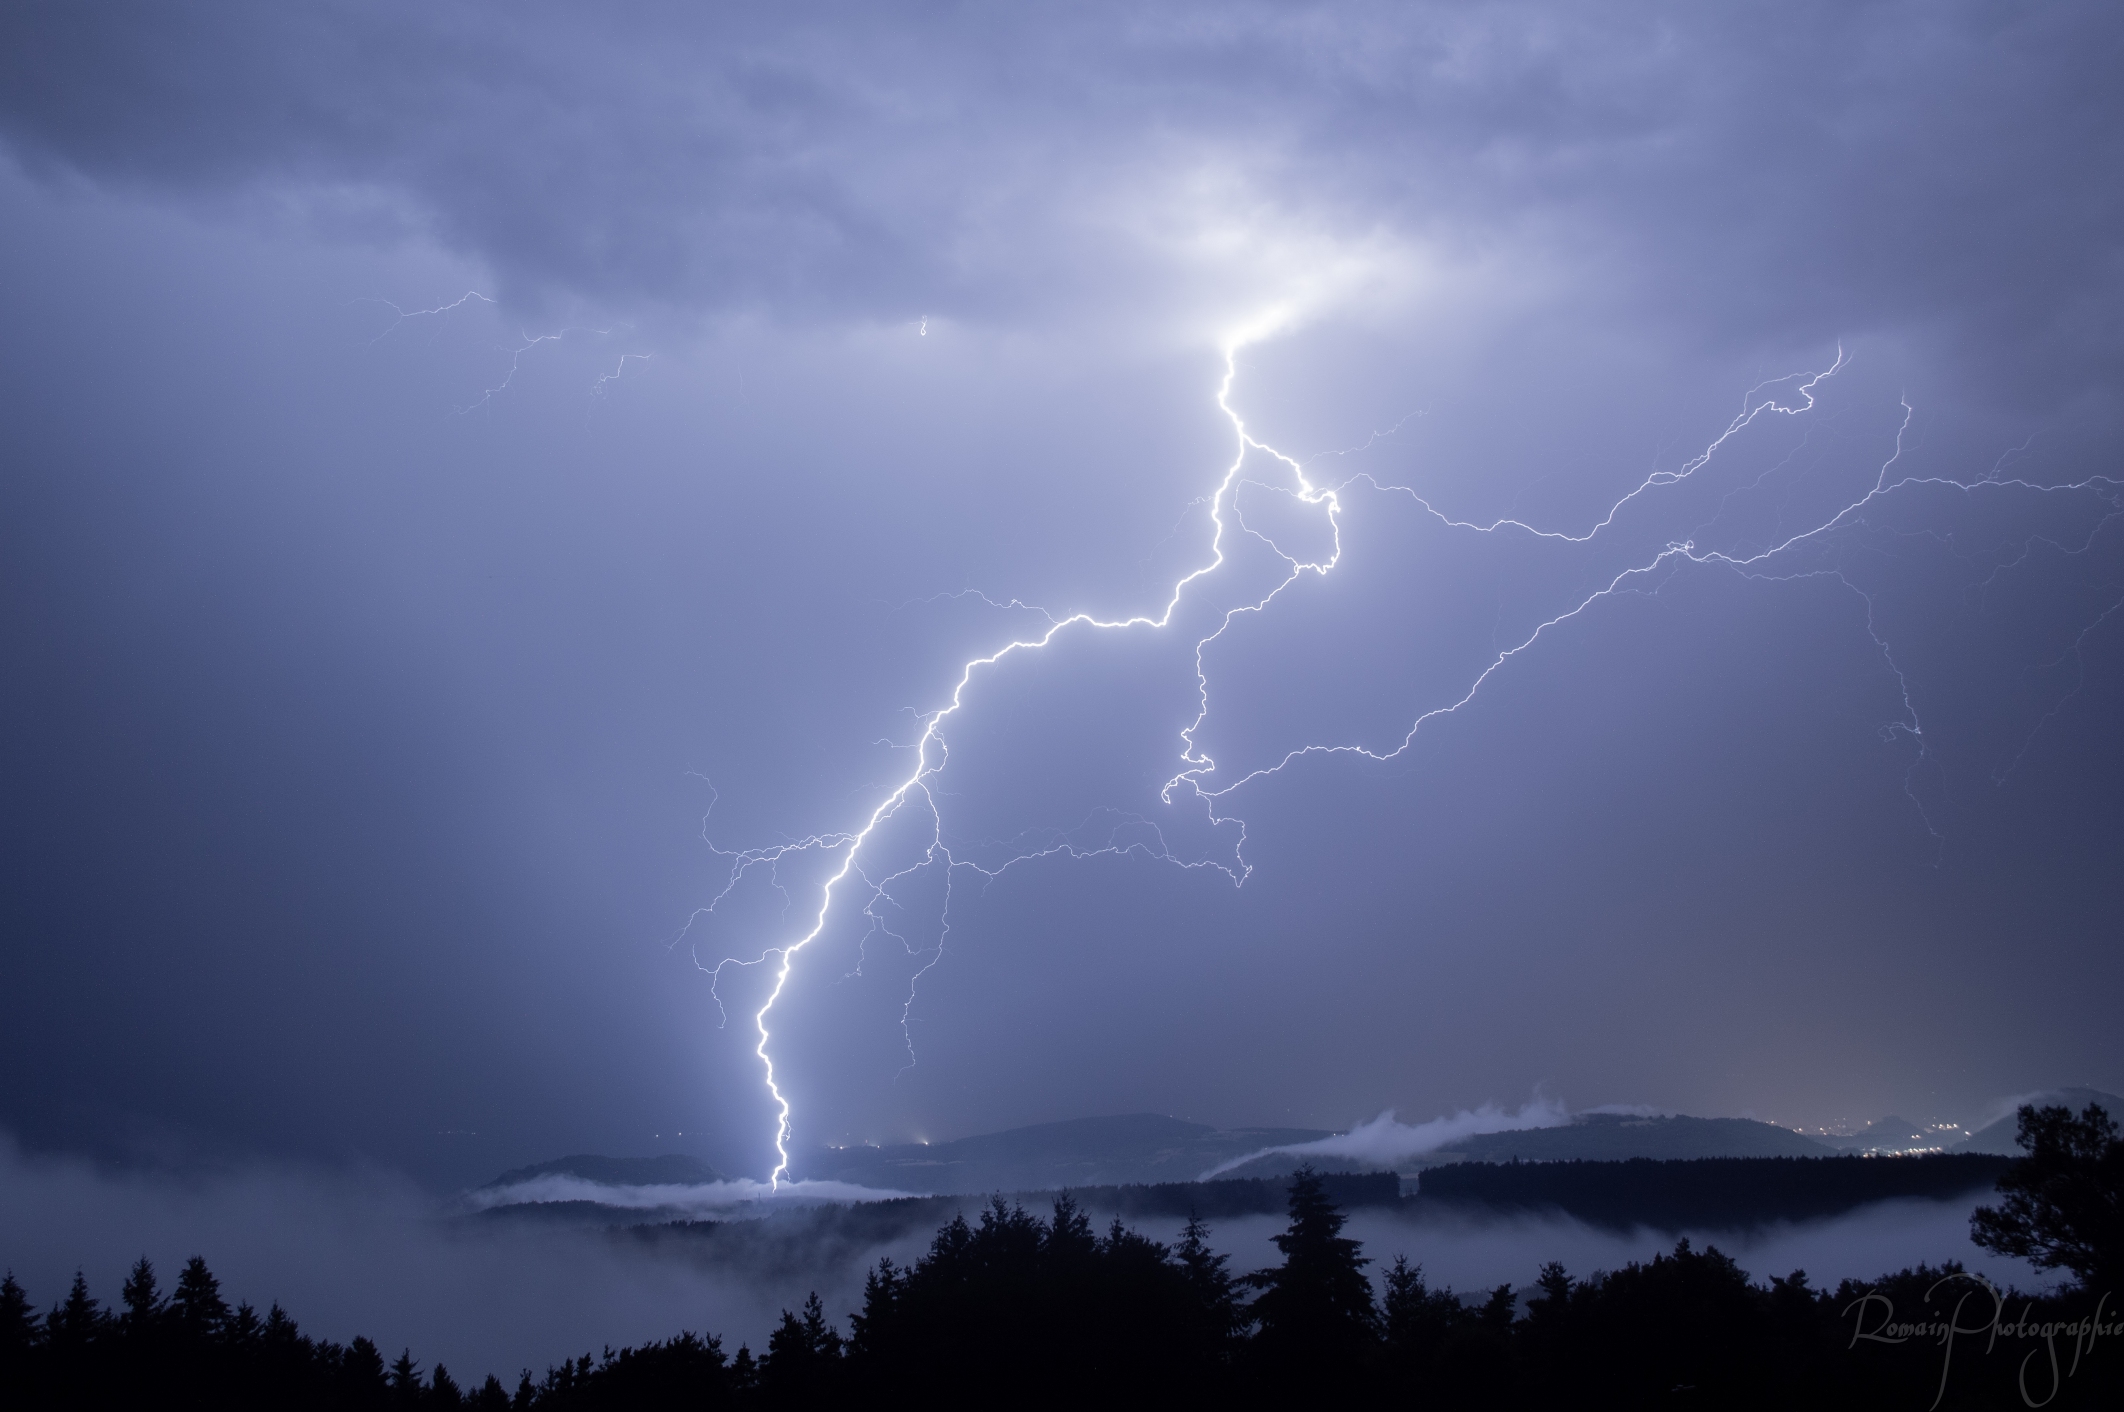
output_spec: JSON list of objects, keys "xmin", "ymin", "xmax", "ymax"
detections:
[
  {"xmin": 0, "ymin": 1182, "xmax": 2114, "ymax": 1410},
  {"xmin": 5, "ymin": 1104, "xmax": 2120, "ymax": 1410}
]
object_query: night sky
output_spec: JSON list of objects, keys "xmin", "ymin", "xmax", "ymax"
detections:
[{"xmin": 2, "ymin": 2, "xmax": 2120, "ymax": 1190}]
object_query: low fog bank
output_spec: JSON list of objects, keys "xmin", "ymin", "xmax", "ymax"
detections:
[
  {"xmin": 0, "ymin": 1136, "xmax": 929, "ymax": 1378},
  {"xmin": 465, "ymin": 1174, "xmax": 915, "ymax": 1216},
  {"xmin": 0, "ymin": 1132, "xmax": 2050, "ymax": 1382},
  {"xmin": 1164, "ymin": 1198, "xmax": 2049, "ymax": 1304}
]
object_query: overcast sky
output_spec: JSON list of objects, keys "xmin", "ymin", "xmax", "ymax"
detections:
[{"xmin": 2, "ymin": 1, "xmax": 2119, "ymax": 1187}]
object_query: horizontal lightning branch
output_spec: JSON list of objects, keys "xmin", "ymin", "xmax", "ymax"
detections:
[{"xmin": 362, "ymin": 291, "xmax": 651, "ymax": 410}]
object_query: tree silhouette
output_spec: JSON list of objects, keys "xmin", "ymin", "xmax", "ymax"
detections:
[
  {"xmin": 391, "ymin": 1347, "xmax": 425, "ymax": 1404},
  {"xmin": 1045, "ymin": 1193, "xmax": 1097, "ymax": 1264},
  {"xmin": 1174, "ymin": 1211, "xmax": 1243, "ymax": 1349},
  {"xmin": 118, "ymin": 1258, "xmax": 163, "ymax": 1333},
  {"xmin": 343, "ymin": 1333, "xmax": 391, "ymax": 1399},
  {"xmin": 1243, "ymin": 1166, "xmax": 1378, "ymax": 1378},
  {"xmin": 1971, "ymin": 1101, "xmax": 2124, "ymax": 1292},
  {"xmin": 171, "ymin": 1256, "xmax": 230, "ymax": 1340},
  {"xmin": 45, "ymin": 1271, "xmax": 103, "ymax": 1351},
  {"xmin": 0, "ymin": 1273, "xmax": 38, "ymax": 1359},
  {"xmin": 6, "ymin": 1178, "xmax": 2123, "ymax": 1408},
  {"xmin": 760, "ymin": 1292, "xmax": 842, "ymax": 1399},
  {"xmin": 1381, "ymin": 1255, "xmax": 1461, "ymax": 1353}
]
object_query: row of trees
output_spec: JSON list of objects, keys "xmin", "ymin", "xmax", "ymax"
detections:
[{"xmin": 4, "ymin": 1103, "xmax": 2118, "ymax": 1409}]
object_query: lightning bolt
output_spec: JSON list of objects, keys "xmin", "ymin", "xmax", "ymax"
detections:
[
  {"xmin": 459, "ymin": 324, "xmax": 649, "ymax": 413},
  {"xmin": 362, "ymin": 292, "xmax": 651, "ymax": 409},
  {"xmin": 691, "ymin": 345, "xmax": 1301, "ymax": 1183},
  {"xmin": 361, "ymin": 289, "xmax": 495, "ymax": 345},
  {"xmin": 593, "ymin": 352, "xmax": 652, "ymax": 394},
  {"xmin": 686, "ymin": 338, "xmax": 2123, "ymax": 1187},
  {"xmin": 1168, "ymin": 358, "xmax": 1865, "ymax": 804}
]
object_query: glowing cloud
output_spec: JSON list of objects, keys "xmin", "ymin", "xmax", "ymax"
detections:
[{"xmin": 1199, "ymin": 1099, "xmax": 1573, "ymax": 1178}]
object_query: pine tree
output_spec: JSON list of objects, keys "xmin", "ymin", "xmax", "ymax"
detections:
[
  {"xmin": 1243, "ymin": 1165, "xmax": 1380, "ymax": 1375},
  {"xmin": 847, "ymin": 1256, "xmax": 904, "ymax": 1356},
  {"xmin": 1517, "ymin": 1260, "xmax": 1581, "ymax": 1392},
  {"xmin": 1176, "ymin": 1212, "xmax": 1244, "ymax": 1345},
  {"xmin": 47, "ymin": 1271, "xmax": 103, "ymax": 1349},
  {"xmin": 1476, "ymin": 1282, "xmax": 1517, "ymax": 1332},
  {"xmin": 119, "ymin": 1256, "xmax": 164, "ymax": 1331},
  {"xmin": 390, "ymin": 1347, "xmax": 425, "ymax": 1404},
  {"xmin": 1524, "ymin": 1260, "xmax": 1573, "ymax": 1338},
  {"xmin": 262, "ymin": 1303, "xmax": 303, "ymax": 1348},
  {"xmin": 1381, "ymin": 1255, "xmax": 1462, "ymax": 1353},
  {"xmin": 0, "ymin": 1272, "xmax": 39, "ymax": 1356},
  {"xmin": 172, "ymin": 1255, "xmax": 230, "ymax": 1339},
  {"xmin": 1044, "ymin": 1193, "xmax": 1097, "ymax": 1264},
  {"xmin": 761, "ymin": 1291, "xmax": 843, "ymax": 1397},
  {"xmin": 342, "ymin": 1334, "xmax": 390, "ymax": 1398}
]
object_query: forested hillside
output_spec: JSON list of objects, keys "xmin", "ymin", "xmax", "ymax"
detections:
[{"xmin": 5, "ymin": 1166, "xmax": 2115, "ymax": 1409}]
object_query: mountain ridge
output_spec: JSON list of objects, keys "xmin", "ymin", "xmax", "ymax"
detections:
[{"xmin": 797, "ymin": 1113, "xmax": 1336, "ymax": 1193}]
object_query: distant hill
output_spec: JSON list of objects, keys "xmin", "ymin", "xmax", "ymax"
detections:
[
  {"xmin": 1954, "ymin": 1088, "xmax": 2124, "ymax": 1155},
  {"xmin": 1418, "ymin": 1153, "xmax": 2010, "ymax": 1230},
  {"xmin": 1433, "ymin": 1113, "xmax": 1835, "ymax": 1164},
  {"xmin": 1211, "ymin": 1112, "xmax": 1834, "ymax": 1173},
  {"xmin": 483, "ymin": 1153, "xmax": 726, "ymax": 1189},
  {"xmin": 799, "ymin": 1114, "xmax": 1335, "ymax": 1194},
  {"xmin": 858, "ymin": 1110, "xmax": 1839, "ymax": 1187}
]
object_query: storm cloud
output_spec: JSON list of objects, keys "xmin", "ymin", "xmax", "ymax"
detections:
[{"xmin": 2, "ymin": 2, "xmax": 2118, "ymax": 393}]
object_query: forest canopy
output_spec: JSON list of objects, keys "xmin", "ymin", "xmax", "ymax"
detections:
[{"xmin": 5, "ymin": 1111, "xmax": 2120, "ymax": 1410}]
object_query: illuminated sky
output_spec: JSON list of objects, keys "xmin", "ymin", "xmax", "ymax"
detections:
[{"xmin": 2, "ymin": 2, "xmax": 2119, "ymax": 1184}]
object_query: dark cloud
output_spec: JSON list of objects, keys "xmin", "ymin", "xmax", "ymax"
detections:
[{"xmin": 1, "ymin": 2, "xmax": 2117, "ymax": 407}]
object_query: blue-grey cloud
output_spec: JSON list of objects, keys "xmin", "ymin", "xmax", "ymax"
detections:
[{"xmin": 1, "ymin": 2, "xmax": 2117, "ymax": 408}]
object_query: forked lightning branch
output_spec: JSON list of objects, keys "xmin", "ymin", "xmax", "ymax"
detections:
[{"xmin": 688, "ymin": 341, "xmax": 2122, "ymax": 1186}]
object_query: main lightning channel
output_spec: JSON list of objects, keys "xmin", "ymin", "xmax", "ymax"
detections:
[{"xmin": 720, "ymin": 346, "xmax": 1291, "ymax": 1187}]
